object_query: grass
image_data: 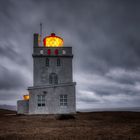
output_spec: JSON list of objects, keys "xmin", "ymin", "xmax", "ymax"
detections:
[{"xmin": 0, "ymin": 110, "xmax": 140, "ymax": 140}]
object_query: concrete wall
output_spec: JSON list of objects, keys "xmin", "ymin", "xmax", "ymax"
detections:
[
  {"xmin": 28, "ymin": 83, "xmax": 76, "ymax": 114},
  {"xmin": 17, "ymin": 100, "xmax": 29, "ymax": 114},
  {"xmin": 33, "ymin": 47, "xmax": 73, "ymax": 86},
  {"xmin": 33, "ymin": 57, "xmax": 73, "ymax": 86},
  {"xmin": 33, "ymin": 47, "xmax": 72, "ymax": 55}
]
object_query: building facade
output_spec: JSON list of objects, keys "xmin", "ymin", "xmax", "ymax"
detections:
[{"xmin": 17, "ymin": 33, "xmax": 76, "ymax": 114}]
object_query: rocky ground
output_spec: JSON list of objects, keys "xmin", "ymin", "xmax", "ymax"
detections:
[{"xmin": 0, "ymin": 109, "xmax": 140, "ymax": 140}]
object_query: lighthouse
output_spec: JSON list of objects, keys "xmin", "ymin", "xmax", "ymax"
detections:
[{"xmin": 17, "ymin": 33, "xmax": 76, "ymax": 114}]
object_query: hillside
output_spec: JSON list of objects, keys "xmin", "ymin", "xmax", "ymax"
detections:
[{"xmin": 0, "ymin": 109, "xmax": 140, "ymax": 140}]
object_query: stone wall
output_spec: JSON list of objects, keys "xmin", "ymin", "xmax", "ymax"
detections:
[
  {"xmin": 28, "ymin": 83, "xmax": 76, "ymax": 114},
  {"xmin": 33, "ymin": 47, "xmax": 73, "ymax": 86}
]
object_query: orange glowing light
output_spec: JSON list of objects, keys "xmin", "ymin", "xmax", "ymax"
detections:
[
  {"xmin": 23, "ymin": 95, "xmax": 29, "ymax": 100},
  {"xmin": 43, "ymin": 33, "xmax": 64, "ymax": 47}
]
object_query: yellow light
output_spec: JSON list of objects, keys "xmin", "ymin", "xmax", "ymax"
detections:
[
  {"xmin": 23, "ymin": 95, "xmax": 29, "ymax": 100},
  {"xmin": 43, "ymin": 33, "xmax": 64, "ymax": 47}
]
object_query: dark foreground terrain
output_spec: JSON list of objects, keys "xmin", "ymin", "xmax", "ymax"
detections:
[{"xmin": 0, "ymin": 109, "xmax": 140, "ymax": 140}]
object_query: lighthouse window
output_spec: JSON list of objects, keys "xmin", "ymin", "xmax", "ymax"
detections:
[
  {"xmin": 47, "ymin": 49, "xmax": 51, "ymax": 55},
  {"xmin": 57, "ymin": 58, "xmax": 61, "ymax": 66},
  {"xmin": 49, "ymin": 73, "xmax": 58, "ymax": 84},
  {"xmin": 46, "ymin": 58, "xmax": 49, "ymax": 66},
  {"xmin": 60, "ymin": 95, "xmax": 68, "ymax": 106},
  {"xmin": 54, "ymin": 49, "xmax": 58, "ymax": 55},
  {"xmin": 37, "ymin": 95, "xmax": 45, "ymax": 107},
  {"xmin": 54, "ymin": 74, "xmax": 58, "ymax": 84}
]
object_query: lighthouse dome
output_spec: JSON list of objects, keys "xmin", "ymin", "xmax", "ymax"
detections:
[{"xmin": 43, "ymin": 33, "xmax": 64, "ymax": 47}]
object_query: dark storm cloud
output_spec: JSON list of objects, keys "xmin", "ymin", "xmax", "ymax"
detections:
[
  {"xmin": 0, "ymin": 66, "xmax": 27, "ymax": 90},
  {"xmin": 0, "ymin": 0, "xmax": 140, "ymax": 108},
  {"xmin": 73, "ymin": 0, "xmax": 140, "ymax": 73},
  {"xmin": 0, "ymin": 40, "xmax": 29, "ymax": 66}
]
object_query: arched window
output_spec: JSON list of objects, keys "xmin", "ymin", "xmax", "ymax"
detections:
[
  {"xmin": 54, "ymin": 74, "xmax": 58, "ymax": 84},
  {"xmin": 49, "ymin": 73, "xmax": 58, "ymax": 84},
  {"xmin": 57, "ymin": 58, "xmax": 61, "ymax": 66},
  {"xmin": 46, "ymin": 58, "xmax": 49, "ymax": 66}
]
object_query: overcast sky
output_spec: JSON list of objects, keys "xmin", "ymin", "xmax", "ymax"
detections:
[{"xmin": 0, "ymin": 0, "xmax": 140, "ymax": 109}]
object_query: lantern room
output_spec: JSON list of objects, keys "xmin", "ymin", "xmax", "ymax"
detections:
[{"xmin": 43, "ymin": 33, "xmax": 64, "ymax": 47}]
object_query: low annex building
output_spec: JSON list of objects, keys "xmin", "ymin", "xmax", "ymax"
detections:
[{"xmin": 17, "ymin": 32, "xmax": 76, "ymax": 114}]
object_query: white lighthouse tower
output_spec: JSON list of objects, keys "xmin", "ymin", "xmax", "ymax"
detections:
[{"xmin": 17, "ymin": 32, "xmax": 76, "ymax": 114}]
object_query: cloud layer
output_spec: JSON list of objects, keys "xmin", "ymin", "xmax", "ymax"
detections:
[{"xmin": 0, "ymin": 0, "xmax": 140, "ymax": 109}]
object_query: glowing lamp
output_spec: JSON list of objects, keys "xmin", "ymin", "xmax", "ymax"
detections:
[
  {"xmin": 43, "ymin": 33, "xmax": 64, "ymax": 47},
  {"xmin": 23, "ymin": 95, "xmax": 29, "ymax": 100}
]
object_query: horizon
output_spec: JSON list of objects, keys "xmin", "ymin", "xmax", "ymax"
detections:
[{"xmin": 1, "ymin": 104, "xmax": 140, "ymax": 112}]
